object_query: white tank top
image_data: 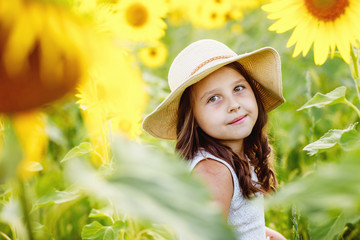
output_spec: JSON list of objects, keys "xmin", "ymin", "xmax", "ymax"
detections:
[{"xmin": 189, "ymin": 150, "xmax": 266, "ymax": 240}]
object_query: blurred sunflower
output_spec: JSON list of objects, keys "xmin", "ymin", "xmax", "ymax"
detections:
[
  {"xmin": 166, "ymin": 0, "xmax": 190, "ymax": 25},
  {"xmin": 190, "ymin": 0, "xmax": 231, "ymax": 29},
  {"xmin": 263, "ymin": 0, "xmax": 360, "ymax": 65},
  {"xmin": 112, "ymin": 0, "xmax": 168, "ymax": 43},
  {"xmin": 138, "ymin": 42, "xmax": 168, "ymax": 68},
  {"xmin": 0, "ymin": 0, "xmax": 92, "ymax": 113},
  {"xmin": 76, "ymin": 45, "xmax": 148, "ymax": 166}
]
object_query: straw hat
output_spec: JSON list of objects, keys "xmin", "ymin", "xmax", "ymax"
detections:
[{"xmin": 142, "ymin": 39, "xmax": 285, "ymax": 140}]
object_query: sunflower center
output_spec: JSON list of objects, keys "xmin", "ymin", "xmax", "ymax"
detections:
[
  {"xmin": 125, "ymin": 3, "xmax": 148, "ymax": 27},
  {"xmin": 304, "ymin": 0, "xmax": 349, "ymax": 21},
  {"xmin": 149, "ymin": 49, "xmax": 157, "ymax": 57}
]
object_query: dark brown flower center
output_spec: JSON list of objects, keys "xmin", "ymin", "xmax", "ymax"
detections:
[
  {"xmin": 149, "ymin": 49, "xmax": 157, "ymax": 57},
  {"xmin": 125, "ymin": 3, "xmax": 148, "ymax": 27},
  {"xmin": 304, "ymin": 0, "xmax": 349, "ymax": 22}
]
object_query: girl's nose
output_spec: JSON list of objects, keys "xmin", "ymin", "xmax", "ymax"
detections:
[{"xmin": 228, "ymin": 97, "xmax": 241, "ymax": 113}]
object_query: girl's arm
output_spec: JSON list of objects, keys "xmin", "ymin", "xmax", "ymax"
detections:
[
  {"xmin": 265, "ymin": 227, "xmax": 286, "ymax": 240},
  {"xmin": 193, "ymin": 159, "xmax": 233, "ymax": 217}
]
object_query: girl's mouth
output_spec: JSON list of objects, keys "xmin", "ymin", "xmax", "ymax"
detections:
[{"xmin": 228, "ymin": 115, "xmax": 247, "ymax": 125}]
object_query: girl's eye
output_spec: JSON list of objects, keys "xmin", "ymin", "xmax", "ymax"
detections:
[
  {"xmin": 207, "ymin": 95, "xmax": 219, "ymax": 103},
  {"xmin": 234, "ymin": 86, "xmax": 244, "ymax": 92}
]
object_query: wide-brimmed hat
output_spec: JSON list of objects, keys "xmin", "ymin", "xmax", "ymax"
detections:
[{"xmin": 142, "ymin": 39, "xmax": 285, "ymax": 140}]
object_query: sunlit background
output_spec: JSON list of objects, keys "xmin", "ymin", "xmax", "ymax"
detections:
[{"xmin": 0, "ymin": 0, "xmax": 360, "ymax": 239}]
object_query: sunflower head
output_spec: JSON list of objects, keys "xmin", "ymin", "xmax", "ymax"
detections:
[
  {"xmin": 138, "ymin": 42, "xmax": 168, "ymax": 68},
  {"xmin": 263, "ymin": 0, "xmax": 360, "ymax": 65},
  {"xmin": 0, "ymin": 0, "xmax": 91, "ymax": 113},
  {"xmin": 125, "ymin": 2, "xmax": 149, "ymax": 28},
  {"xmin": 304, "ymin": 0, "xmax": 349, "ymax": 22}
]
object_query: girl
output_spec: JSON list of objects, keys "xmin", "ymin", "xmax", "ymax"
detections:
[{"xmin": 143, "ymin": 39, "xmax": 286, "ymax": 240}]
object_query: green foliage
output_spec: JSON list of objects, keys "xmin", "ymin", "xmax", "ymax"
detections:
[
  {"xmin": 302, "ymin": 123, "xmax": 356, "ymax": 156},
  {"xmin": 297, "ymin": 86, "xmax": 347, "ymax": 111},
  {"xmin": 81, "ymin": 221, "xmax": 125, "ymax": 240}
]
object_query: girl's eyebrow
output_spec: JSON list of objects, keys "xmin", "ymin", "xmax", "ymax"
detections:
[{"xmin": 199, "ymin": 88, "xmax": 220, "ymax": 101}]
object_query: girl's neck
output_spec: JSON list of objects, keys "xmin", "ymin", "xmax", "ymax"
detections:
[{"xmin": 219, "ymin": 139, "xmax": 245, "ymax": 158}]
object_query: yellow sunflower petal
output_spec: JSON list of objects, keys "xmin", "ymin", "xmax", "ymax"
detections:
[
  {"xmin": 313, "ymin": 22, "xmax": 330, "ymax": 65},
  {"xmin": 3, "ymin": 5, "xmax": 40, "ymax": 77}
]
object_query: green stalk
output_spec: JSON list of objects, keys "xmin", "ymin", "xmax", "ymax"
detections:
[
  {"xmin": 18, "ymin": 179, "xmax": 35, "ymax": 240},
  {"xmin": 350, "ymin": 47, "xmax": 360, "ymax": 102},
  {"xmin": 343, "ymin": 98, "xmax": 360, "ymax": 119},
  {"xmin": 0, "ymin": 232, "xmax": 12, "ymax": 240}
]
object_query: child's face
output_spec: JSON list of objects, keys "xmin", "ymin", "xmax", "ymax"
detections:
[{"xmin": 192, "ymin": 66, "xmax": 258, "ymax": 151}]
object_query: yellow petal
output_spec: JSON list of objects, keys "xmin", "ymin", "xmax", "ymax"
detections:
[{"xmin": 3, "ymin": 5, "xmax": 39, "ymax": 77}]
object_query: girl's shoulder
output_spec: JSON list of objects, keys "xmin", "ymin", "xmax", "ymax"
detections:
[{"xmin": 189, "ymin": 150, "xmax": 238, "ymax": 181}]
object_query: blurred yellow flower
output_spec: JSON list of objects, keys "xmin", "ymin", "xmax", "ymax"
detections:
[
  {"xmin": 190, "ymin": 0, "xmax": 231, "ymax": 29},
  {"xmin": 166, "ymin": 0, "xmax": 190, "ymax": 25},
  {"xmin": 111, "ymin": 0, "xmax": 168, "ymax": 43},
  {"xmin": 0, "ymin": 0, "xmax": 92, "ymax": 113},
  {"xmin": 263, "ymin": 0, "xmax": 360, "ymax": 65},
  {"xmin": 233, "ymin": 0, "xmax": 262, "ymax": 10},
  {"xmin": 12, "ymin": 111, "xmax": 48, "ymax": 180},
  {"xmin": 138, "ymin": 42, "xmax": 168, "ymax": 68},
  {"xmin": 76, "ymin": 45, "xmax": 148, "ymax": 166}
]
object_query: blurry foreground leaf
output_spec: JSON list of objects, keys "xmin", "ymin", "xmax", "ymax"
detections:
[
  {"xmin": 297, "ymin": 86, "xmax": 346, "ymax": 111},
  {"xmin": 65, "ymin": 136, "xmax": 236, "ymax": 240},
  {"xmin": 303, "ymin": 124, "xmax": 356, "ymax": 156},
  {"xmin": 266, "ymin": 149, "xmax": 360, "ymax": 240}
]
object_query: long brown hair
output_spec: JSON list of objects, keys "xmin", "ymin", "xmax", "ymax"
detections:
[{"xmin": 175, "ymin": 61, "xmax": 277, "ymax": 199}]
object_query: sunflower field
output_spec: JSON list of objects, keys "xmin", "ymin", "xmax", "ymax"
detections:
[{"xmin": 0, "ymin": 0, "xmax": 360, "ymax": 239}]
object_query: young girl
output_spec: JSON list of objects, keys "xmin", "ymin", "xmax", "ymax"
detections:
[{"xmin": 143, "ymin": 39, "xmax": 286, "ymax": 240}]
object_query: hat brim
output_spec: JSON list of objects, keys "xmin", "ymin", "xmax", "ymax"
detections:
[{"xmin": 142, "ymin": 47, "xmax": 285, "ymax": 140}]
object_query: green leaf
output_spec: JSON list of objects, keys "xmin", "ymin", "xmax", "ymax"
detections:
[
  {"xmin": 35, "ymin": 189, "xmax": 80, "ymax": 209},
  {"xmin": 25, "ymin": 161, "xmax": 43, "ymax": 172},
  {"xmin": 81, "ymin": 221, "xmax": 125, "ymax": 240},
  {"xmin": 303, "ymin": 124, "xmax": 356, "ymax": 156},
  {"xmin": 88, "ymin": 209, "xmax": 114, "ymax": 226},
  {"xmin": 60, "ymin": 142, "xmax": 92, "ymax": 163},
  {"xmin": 339, "ymin": 128, "xmax": 360, "ymax": 151},
  {"xmin": 297, "ymin": 86, "xmax": 346, "ymax": 111},
  {"xmin": 65, "ymin": 136, "xmax": 237, "ymax": 240}
]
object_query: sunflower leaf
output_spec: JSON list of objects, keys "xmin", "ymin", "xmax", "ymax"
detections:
[
  {"xmin": 60, "ymin": 142, "xmax": 92, "ymax": 163},
  {"xmin": 297, "ymin": 86, "xmax": 346, "ymax": 111},
  {"xmin": 303, "ymin": 123, "xmax": 356, "ymax": 156},
  {"xmin": 81, "ymin": 221, "xmax": 125, "ymax": 240},
  {"xmin": 339, "ymin": 128, "xmax": 360, "ymax": 151}
]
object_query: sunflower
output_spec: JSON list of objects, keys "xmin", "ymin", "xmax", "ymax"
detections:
[
  {"xmin": 112, "ymin": 0, "xmax": 168, "ymax": 43},
  {"xmin": 76, "ymin": 45, "xmax": 148, "ymax": 165},
  {"xmin": 138, "ymin": 42, "xmax": 168, "ymax": 68},
  {"xmin": 189, "ymin": 0, "xmax": 231, "ymax": 29},
  {"xmin": 262, "ymin": 0, "xmax": 360, "ymax": 65},
  {"xmin": 0, "ymin": 0, "xmax": 92, "ymax": 113}
]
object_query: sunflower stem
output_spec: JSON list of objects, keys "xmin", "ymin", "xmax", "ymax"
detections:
[
  {"xmin": 18, "ymin": 179, "xmax": 35, "ymax": 240},
  {"xmin": 343, "ymin": 98, "xmax": 360, "ymax": 119},
  {"xmin": 350, "ymin": 46, "xmax": 360, "ymax": 103}
]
